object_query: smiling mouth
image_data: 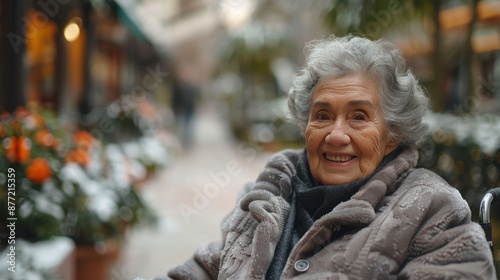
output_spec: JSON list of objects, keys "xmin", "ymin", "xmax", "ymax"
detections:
[{"xmin": 324, "ymin": 154, "xmax": 354, "ymax": 163}]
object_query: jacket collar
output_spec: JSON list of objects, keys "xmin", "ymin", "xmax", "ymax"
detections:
[{"xmin": 289, "ymin": 147, "xmax": 419, "ymax": 257}]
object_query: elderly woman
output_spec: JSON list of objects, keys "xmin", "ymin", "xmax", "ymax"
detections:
[{"xmin": 163, "ymin": 36, "xmax": 496, "ymax": 279}]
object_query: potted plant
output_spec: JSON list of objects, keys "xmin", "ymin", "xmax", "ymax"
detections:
[{"xmin": 0, "ymin": 104, "xmax": 158, "ymax": 280}]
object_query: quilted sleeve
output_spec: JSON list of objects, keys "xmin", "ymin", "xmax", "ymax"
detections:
[{"xmin": 398, "ymin": 176, "xmax": 496, "ymax": 280}]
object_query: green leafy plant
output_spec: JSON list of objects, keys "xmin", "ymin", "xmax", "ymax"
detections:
[{"xmin": 0, "ymin": 105, "xmax": 157, "ymax": 249}]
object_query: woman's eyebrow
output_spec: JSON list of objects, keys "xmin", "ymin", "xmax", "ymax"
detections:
[
  {"xmin": 312, "ymin": 100, "xmax": 375, "ymax": 109},
  {"xmin": 348, "ymin": 99, "xmax": 375, "ymax": 109},
  {"xmin": 312, "ymin": 101, "xmax": 331, "ymax": 108}
]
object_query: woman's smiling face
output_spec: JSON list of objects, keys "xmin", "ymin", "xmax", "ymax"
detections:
[{"xmin": 305, "ymin": 74, "xmax": 399, "ymax": 185}]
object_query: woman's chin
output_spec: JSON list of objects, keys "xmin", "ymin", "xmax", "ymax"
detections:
[{"xmin": 319, "ymin": 174, "xmax": 359, "ymax": 186}]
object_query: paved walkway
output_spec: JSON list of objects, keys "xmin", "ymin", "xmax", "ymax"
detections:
[{"xmin": 112, "ymin": 102, "xmax": 272, "ymax": 280}]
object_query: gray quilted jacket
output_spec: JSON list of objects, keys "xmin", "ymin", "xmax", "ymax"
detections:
[{"xmin": 164, "ymin": 147, "xmax": 496, "ymax": 279}]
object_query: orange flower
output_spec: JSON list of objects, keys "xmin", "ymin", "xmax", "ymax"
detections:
[
  {"xmin": 26, "ymin": 158, "xmax": 52, "ymax": 184},
  {"xmin": 4, "ymin": 136, "xmax": 31, "ymax": 163},
  {"xmin": 15, "ymin": 107, "xmax": 29, "ymax": 119},
  {"xmin": 24, "ymin": 113, "xmax": 44, "ymax": 129},
  {"xmin": 65, "ymin": 149, "xmax": 90, "ymax": 166},
  {"xmin": 34, "ymin": 129, "xmax": 54, "ymax": 147},
  {"xmin": 32, "ymin": 113, "xmax": 44, "ymax": 127},
  {"xmin": 17, "ymin": 136, "xmax": 31, "ymax": 163},
  {"xmin": 74, "ymin": 130, "xmax": 94, "ymax": 151}
]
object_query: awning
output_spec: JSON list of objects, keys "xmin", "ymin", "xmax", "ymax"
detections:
[
  {"xmin": 113, "ymin": 0, "xmax": 223, "ymax": 53},
  {"xmin": 113, "ymin": 0, "xmax": 171, "ymax": 54}
]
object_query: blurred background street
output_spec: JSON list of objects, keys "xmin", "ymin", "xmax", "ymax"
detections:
[
  {"xmin": 0, "ymin": 0, "xmax": 499, "ymax": 279},
  {"xmin": 114, "ymin": 101, "xmax": 273, "ymax": 279}
]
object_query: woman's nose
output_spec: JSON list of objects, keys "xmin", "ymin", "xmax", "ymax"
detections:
[{"xmin": 325, "ymin": 121, "xmax": 351, "ymax": 146}]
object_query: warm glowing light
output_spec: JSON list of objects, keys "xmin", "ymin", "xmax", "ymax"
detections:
[
  {"xmin": 472, "ymin": 32, "xmax": 500, "ymax": 53},
  {"xmin": 64, "ymin": 22, "xmax": 80, "ymax": 42},
  {"xmin": 439, "ymin": 5, "xmax": 473, "ymax": 30}
]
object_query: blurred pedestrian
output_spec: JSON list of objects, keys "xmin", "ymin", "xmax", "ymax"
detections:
[
  {"xmin": 171, "ymin": 76, "xmax": 199, "ymax": 149},
  {"xmin": 158, "ymin": 35, "xmax": 496, "ymax": 279}
]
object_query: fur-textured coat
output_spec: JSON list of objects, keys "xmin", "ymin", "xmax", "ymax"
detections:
[{"xmin": 164, "ymin": 148, "xmax": 496, "ymax": 279}]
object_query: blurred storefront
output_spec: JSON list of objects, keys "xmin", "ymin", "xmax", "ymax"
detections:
[
  {"xmin": 0, "ymin": 1, "xmax": 225, "ymax": 279},
  {"xmin": 0, "ymin": 0, "xmax": 169, "ymax": 122},
  {"xmin": 0, "ymin": 0, "xmax": 228, "ymax": 128}
]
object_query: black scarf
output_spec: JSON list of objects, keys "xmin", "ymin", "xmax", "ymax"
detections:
[{"xmin": 266, "ymin": 147, "xmax": 403, "ymax": 280}]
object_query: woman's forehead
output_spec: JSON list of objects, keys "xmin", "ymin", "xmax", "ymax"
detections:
[{"xmin": 312, "ymin": 75, "xmax": 381, "ymax": 101}]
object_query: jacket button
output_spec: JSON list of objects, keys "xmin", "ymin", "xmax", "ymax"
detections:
[{"xmin": 294, "ymin": 259, "xmax": 309, "ymax": 272}]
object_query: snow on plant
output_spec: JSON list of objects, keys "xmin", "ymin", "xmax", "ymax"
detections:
[
  {"xmin": 0, "ymin": 105, "xmax": 158, "ymax": 246},
  {"xmin": 425, "ymin": 112, "xmax": 500, "ymax": 155}
]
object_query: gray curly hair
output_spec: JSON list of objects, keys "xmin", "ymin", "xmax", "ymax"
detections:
[{"xmin": 288, "ymin": 35, "xmax": 429, "ymax": 147}]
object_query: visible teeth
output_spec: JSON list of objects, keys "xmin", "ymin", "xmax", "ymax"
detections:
[{"xmin": 325, "ymin": 154, "xmax": 353, "ymax": 162}]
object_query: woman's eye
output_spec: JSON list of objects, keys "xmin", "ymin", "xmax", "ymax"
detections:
[
  {"xmin": 353, "ymin": 113, "xmax": 367, "ymax": 121},
  {"xmin": 315, "ymin": 112, "xmax": 329, "ymax": 120}
]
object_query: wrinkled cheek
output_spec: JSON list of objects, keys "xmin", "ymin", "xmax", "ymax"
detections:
[
  {"xmin": 359, "ymin": 159, "xmax": 378, "ymax": 177},
  {"xmin": 305, "ymin": 131, "xmax": 321, "ymax": 179},
  {"xmin": 358, "ymin": 131, "xmax": 384, "ymax": 175},
  {"xmin": 305, "ymin": 130, "xmax": 316, "ymax": 150}
]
